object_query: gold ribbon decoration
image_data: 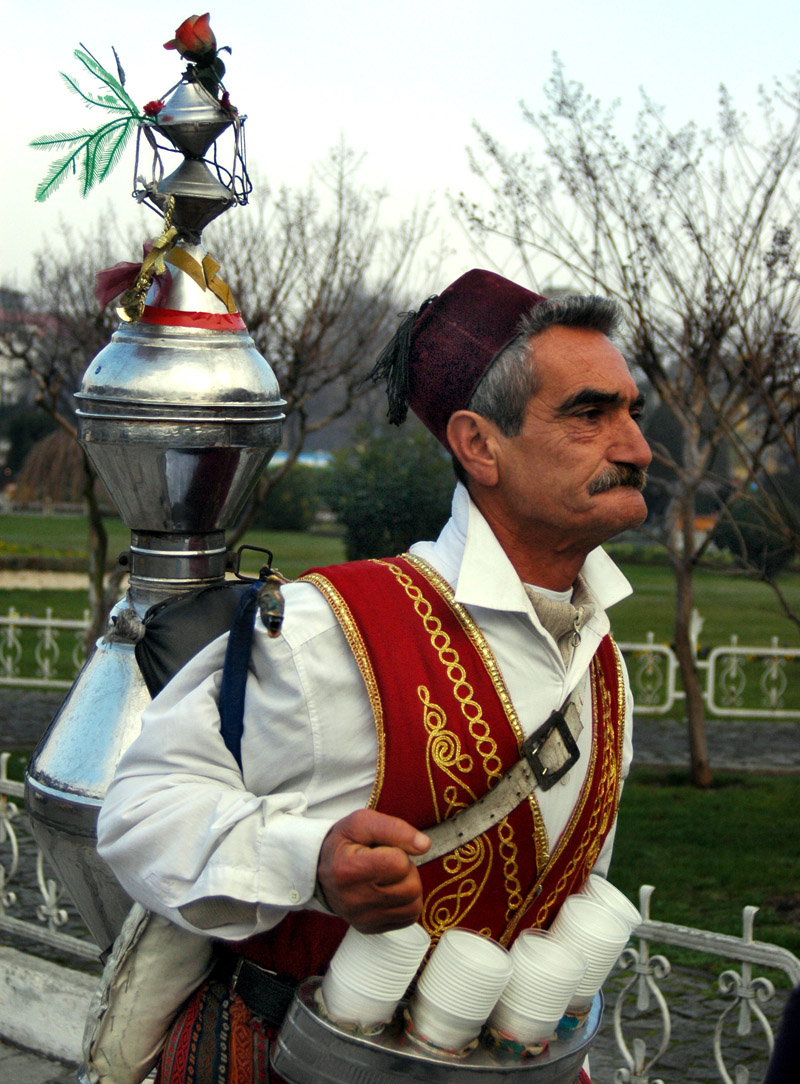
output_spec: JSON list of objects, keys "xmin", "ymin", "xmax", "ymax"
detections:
[
  {"xmin": 116, "ymin": 198, "xmax": 179, "ymax": 323},
  {"xmin": 164, "ymin": 249, "xmax": 238, "ymax": 314}
]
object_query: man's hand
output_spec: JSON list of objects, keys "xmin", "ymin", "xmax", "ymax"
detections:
[{"xmin": 316, "ymin": 809, "xmax": 431, "ymax": 933}]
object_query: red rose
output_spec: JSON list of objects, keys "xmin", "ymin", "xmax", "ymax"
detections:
[
  {"xmin": 164, "ymin": 13, "xmax": 216, "ymax": 60},
  {"xmin": 143, "ymin": 100, "xmax": 165, "ymax": 117}
]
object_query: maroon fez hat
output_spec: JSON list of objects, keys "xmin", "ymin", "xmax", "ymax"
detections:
[{"xmin": 370, "ymin": 269, "xmax": 547, "ymax": 449}]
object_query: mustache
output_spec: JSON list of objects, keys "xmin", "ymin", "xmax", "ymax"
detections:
[{"xmin": 588, "ymin": 465, "xmax": 648, "ymax": 495}]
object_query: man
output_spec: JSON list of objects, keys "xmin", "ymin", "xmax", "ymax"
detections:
[{"xmin": 97, "ymin": 269, "xmax": 651, "ymax": 1082}]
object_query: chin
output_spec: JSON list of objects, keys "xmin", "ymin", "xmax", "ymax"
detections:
[{"xmin": 598, "ymin": 489, "xmax": 648, "ymax": 535}]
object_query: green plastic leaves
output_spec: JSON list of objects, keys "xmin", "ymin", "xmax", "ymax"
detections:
[{"xmin": 30, "ymin": 48, "xmax": 145, "ymax": 202}]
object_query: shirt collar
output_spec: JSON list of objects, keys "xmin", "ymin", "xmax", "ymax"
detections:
[{"xmin": 424, "ymin": 483, "xmax": 633, "ymax": 615}]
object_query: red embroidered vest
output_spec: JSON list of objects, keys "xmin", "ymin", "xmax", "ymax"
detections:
[{"xmin": 235, "ymin": 555, "xmax": 626, "ymax": 978}]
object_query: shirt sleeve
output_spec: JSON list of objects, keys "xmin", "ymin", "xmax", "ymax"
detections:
[{"xmin": 97, "ymin": 583, "xmax": 378, "ymax": 939}]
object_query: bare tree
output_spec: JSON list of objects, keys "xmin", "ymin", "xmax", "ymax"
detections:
[
  {"xmin": 2, "ymin": 142, "xmax": 432, "ymax": 641},
  {"xmin": 1, "ymin": 218, "xmax": 125, "ymax": 648},
  {"xmin": 455, "ymin": 59, "xmax": 800, "ymax": 786},
  {"xmin": 208, "ymin": 140, "xmax": 433, "ymax": 544}
]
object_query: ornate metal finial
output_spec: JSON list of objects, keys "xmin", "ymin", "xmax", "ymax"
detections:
[{"xmin": 30, "ymin": 13, "xmax": 252, "ymax": 323}]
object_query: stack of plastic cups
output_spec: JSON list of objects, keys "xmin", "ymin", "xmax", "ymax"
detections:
[
  {"xmin": 407, "ymin": 929, "xmax": 514, "ymax": 1055},
  {"xmin": 579, "ymin": 874, "xmax": 642, "ymax": 931},
  {"xmin": 488, "ymin": 930, "xmax": 588, "ymax": 1051},
  {"xmin": 548, "ymin": 895, "xmax": 633, "ymax": 1031},
  {"xmin": 320, "ymin": 923, "xmax": 431, "ymax": 1031}
]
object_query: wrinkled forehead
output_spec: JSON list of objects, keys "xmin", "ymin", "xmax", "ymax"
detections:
[{"xmin": 528, "ymin": 326, "xmax": 637, "ymax": 397}]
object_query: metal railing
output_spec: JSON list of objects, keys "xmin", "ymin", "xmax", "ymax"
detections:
[
  {"xmin": 606, "ymin": 885, "xmax": 798, "ymax": 1083},
  {"xmin": 618, "ymin": 632, "xmax": 800, "ymax": 719},
  {"xmin": 1, "ymin": 748, "xmax": 797, "ymax": 1081},
  {"xmin": 0, "ymin": 606, "xmax": 89, "ymax": 688},
  {"xmin": 3, "ymin": 604, "xmax": 800, "ymax": 723},
  {"xmin": 0, "ymin": 752, "xmax": 99, "ymax": 962}
]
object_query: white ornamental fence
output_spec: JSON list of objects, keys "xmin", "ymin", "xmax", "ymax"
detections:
[
  {"xmin": 3, "ymin": 605, "xmax": 800, "ymax": 722},
  {"xmin": 0, "ymin": 606, "xmax": 90, "ymax": 689},
  {"xmin": 1, "ymin": 751, "xmax": 798, "ymax": 1082}
]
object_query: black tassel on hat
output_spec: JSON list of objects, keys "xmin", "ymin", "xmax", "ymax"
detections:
[
  {"xmin": 367, "ymin": 270, "xmax": 546, "ymax": 450},
  {"xmin": 368, "ymin": 296, "xmax": 438, "ymax": 425}
]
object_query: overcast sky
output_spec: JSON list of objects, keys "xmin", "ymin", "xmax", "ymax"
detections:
[{"xmin": 4, "ymin": 0, "xmax": 800, "ymax": 295}]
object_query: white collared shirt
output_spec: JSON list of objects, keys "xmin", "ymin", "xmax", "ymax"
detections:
[{"xmin": 97, "ymin": 484, "xmax": 634, "ymax": 938}]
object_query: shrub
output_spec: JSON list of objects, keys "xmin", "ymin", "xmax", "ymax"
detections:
[
  {"xmin": 323, "ymin": 422, "xmax": 454, "ymax": 560},
  {"xmin": 253, "ymin": 463, "xmax": 322, "ymax": 533},
  {"xmin": 713, "ymin": 476, "xmax": 798, "ymax": 579}
]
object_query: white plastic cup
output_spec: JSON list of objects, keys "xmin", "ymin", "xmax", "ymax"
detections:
[
  {"xmin": 408, "ymin": 930, "xmax": 513, "ymax": 1050},
  {"xmin": 407, "ymin": 987, "xmax": 488, "ymax": 1052},
  {"xmin": 489, "ymin": 1000, "xmax": 561, "ymax": 1045},
  {"xmin": 507, "ymin": 931, "xmax": 587, "ymax": 1006},
  {"xmin": 320, "ymin": 970, "xmax": 400, "ymax": 1028},
  {"xmin": 416, "ymin": 930, "xmax": 513, "ymax": 1016},
  {"xmin": 321, "ymin": 924, "xmax": 431, "ymax": 1027},
  {"xmin": 549, "ymin": 897, "xmax": 631, "ymax": 999},
  {"xmin": 488, "ymin": 930, "xmax": 588, "ymax": 1042},
  {"xmin": 580, "ymin": 875, "xmax": 642, "ymax": 931}
]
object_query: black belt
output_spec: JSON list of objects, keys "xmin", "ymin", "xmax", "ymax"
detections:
[{"xmin": 217, "ymin": 953, "xmax": 299, "ymax": 1029}]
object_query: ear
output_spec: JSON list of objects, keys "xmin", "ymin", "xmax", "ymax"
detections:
[{"xmin": 447, "ymin": 411, "xmax": 500, "ymax": 487}]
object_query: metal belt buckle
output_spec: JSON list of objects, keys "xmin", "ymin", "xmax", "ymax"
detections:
[{"xmin": 523, "ymin": 709, "xmax": 581, "ymax": 791}]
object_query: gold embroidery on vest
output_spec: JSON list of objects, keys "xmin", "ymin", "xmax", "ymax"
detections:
[
  {"xmin": 298, "ymin": 573, "xmax": 386, "ymax": 807},
  {"xmin": 401, "ymin": 555, "xmax": 549, "ymax": 874},
  {"xmin": 419, "ymin": 685, "xmax": 475, "ymax": 819},
  {"xmin": 423, "ymin": 835, "xmax": 493, "ymax": 939},
  {"xmin": 498, "ymin": 817, "xmax": 524, "ymax": 919},
  {"xmin": 417, "ymin": 681, "xmax": 492, "ymax": 935},
  {"xmin": 378, "ymin": 561, "xmax": 503, "ymax": 781},
  {"xmin": 379, "ymin": 559, "xmax": 526, "ymax": 926}
]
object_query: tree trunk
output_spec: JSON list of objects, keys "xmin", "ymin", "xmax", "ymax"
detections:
[{"xmin": 672, "ymin": 538, "xmax": 713, "ymax": 789}]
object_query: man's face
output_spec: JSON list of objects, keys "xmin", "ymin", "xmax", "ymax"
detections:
[{"xmin": 490, "ymin": 324, "xmax": 652, "ymax": 556}]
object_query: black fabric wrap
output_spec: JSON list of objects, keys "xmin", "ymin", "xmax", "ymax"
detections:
[{"xmin": 135, "ymin": 581, "xmax": 253, "ymax": 698}]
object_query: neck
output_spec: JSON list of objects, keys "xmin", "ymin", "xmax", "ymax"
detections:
[{"xmin": 468, "ymin": 491, "xmax": 590, "ymax": 591}]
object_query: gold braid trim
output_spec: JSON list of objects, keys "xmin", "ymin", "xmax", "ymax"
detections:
[
  {"xmin": 117, "ymin": 198, "xmax": 178, "ymax": 323},
  {"xmin": 298, "ymin": 572, "xmax": 386, "ymax": 807},
  {"xmin": 402, "ymin": 555, "xmax": 550, "ymax": 875},
  {"xmin": 500, "ymin": 637, "xmax": 627, "ymax": 945},
  {"xmin": 378, "ymin": 557, "xmax": 527, "ymax": 922}
]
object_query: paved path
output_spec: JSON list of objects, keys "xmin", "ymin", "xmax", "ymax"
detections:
[
  {"xmin": 0, "ymin": 1042, "xmax": 77, "ymax": 1084},
  {"xmin": 632, "ymin": 714, "xmax": 800, "ymax": 772}
]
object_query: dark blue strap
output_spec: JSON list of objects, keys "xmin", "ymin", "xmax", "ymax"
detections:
[{"xmin": 218, "ymin": 582, "xmax": 262, "ymax": 771}]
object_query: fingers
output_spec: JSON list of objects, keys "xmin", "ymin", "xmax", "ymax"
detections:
[
  {"xmin": 337, "ymin": 809, "xmax": 430, "ymax": 856},
  {"xmin": 316, "ymin": 810, "xmax": 431, "ymax": 933}
]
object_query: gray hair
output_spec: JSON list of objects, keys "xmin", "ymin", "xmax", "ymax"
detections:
[{"xmin": 452, "ymin": 295, "xmax": 623, "ymax": 482}]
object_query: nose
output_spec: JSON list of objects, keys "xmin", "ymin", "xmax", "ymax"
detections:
[{"xmin": 610, "ymin": 415, "xmax": 652, "ymax": 470}]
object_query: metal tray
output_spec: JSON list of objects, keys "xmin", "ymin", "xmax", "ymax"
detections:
[{"xmin": 271, "ymin": 979, "xmax": 601, "ymax": 1084}]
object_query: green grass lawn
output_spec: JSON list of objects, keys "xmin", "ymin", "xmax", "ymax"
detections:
[
  {"xmin": 609, "ymin": 769, "xmax": 800, "ymax": 961},
  {"xmin": 612, "ymin": 563, "xmax": 800, "ymax": 648},
  {"xmin": 0, "ymin": 513, "xmax": 130, "ymax": 557},
  {"xmin": 3, "ymin": 511, "xmax": 800, "ymax": 644},
  {"xmin": 0, "ymin": 515, "xmax": 346, "ymax": 577}
]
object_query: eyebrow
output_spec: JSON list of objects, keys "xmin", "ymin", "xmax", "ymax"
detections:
[{"xmin": 557, "ymin": 388, "xmax": 646, "ymax": 413}]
